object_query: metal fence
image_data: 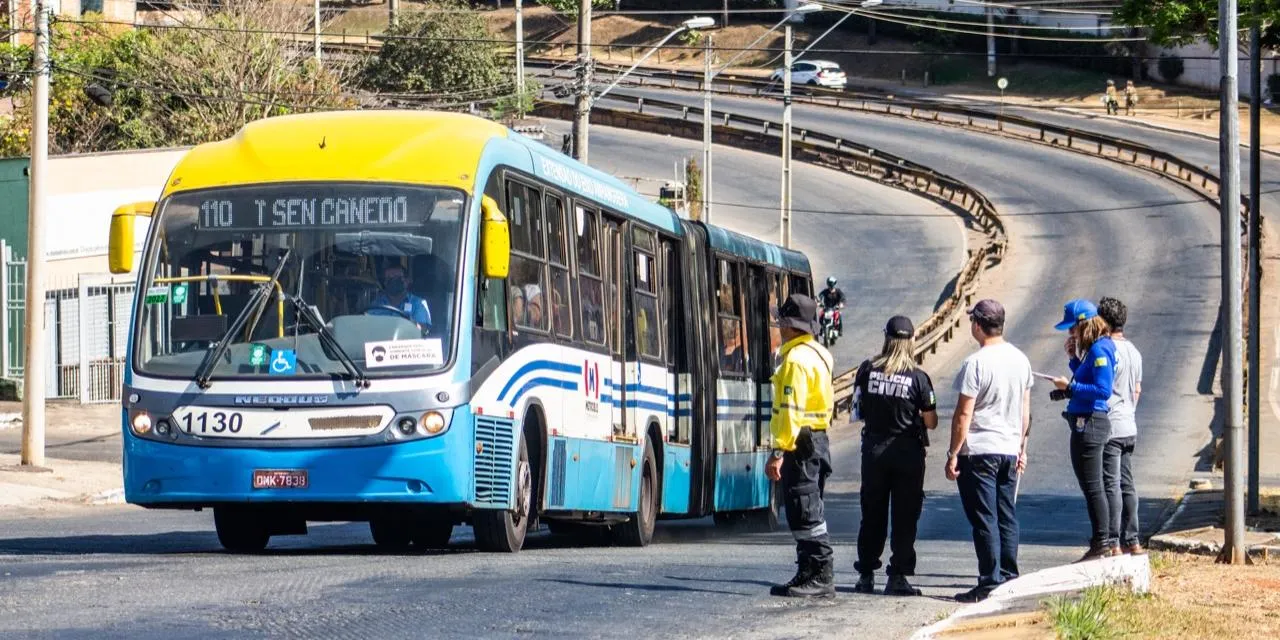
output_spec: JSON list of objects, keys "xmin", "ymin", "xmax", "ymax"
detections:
[{"xmin": 0, "ymin": 240, "xmax": 135, "ymax": 404}]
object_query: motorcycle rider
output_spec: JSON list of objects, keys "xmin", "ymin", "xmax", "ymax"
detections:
[{"xmin": 818, "ymin": 276, "xmax": 847, "ymax": 337}]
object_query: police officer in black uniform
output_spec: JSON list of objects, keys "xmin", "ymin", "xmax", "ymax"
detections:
[{"xmin": 852, "ymin": 315, "xmax": 938, "ymax": 596}]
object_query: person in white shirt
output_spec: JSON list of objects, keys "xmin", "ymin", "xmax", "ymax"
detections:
[
  {"xmin": 944, "ymin": 299, "xmax": 1034, "ymax": 603},
  {"xmin": 1098, "ymin": 297, "xmax": 1143, "ymax": 555}
]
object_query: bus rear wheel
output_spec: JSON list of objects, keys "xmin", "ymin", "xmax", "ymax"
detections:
[
  {"xmin": 612, "ymin": 439, "xmax": 658, "ymax": 547},
  {"xmin": 473, "ymin": 435, "xmax": 531, "ymax": 553},
  {"xmin": 214, "ymin": 507, "xmax": 270, "ymax": 553}
]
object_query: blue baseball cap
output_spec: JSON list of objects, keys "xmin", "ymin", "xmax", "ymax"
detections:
[{"xmin": 1055, "ymin": 299, "xmax": 1098, "ymax": 331}]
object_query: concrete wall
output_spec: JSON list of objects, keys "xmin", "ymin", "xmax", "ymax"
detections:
[
  {"xmin": 43, "ymin": 148, "xmax": 185, "ymax": 282},
  {"xmin": 840, "ymin": 0, "xmax": 1109, "ymax": 34},
  {"xmin": 1147, "ymin": 41, "xmax": 1280, "ymax": 99}
]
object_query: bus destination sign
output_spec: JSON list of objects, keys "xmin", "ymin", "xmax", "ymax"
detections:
[{"xmin": 193, "ymin": 187, "xmax": 436, "ymax": 231}]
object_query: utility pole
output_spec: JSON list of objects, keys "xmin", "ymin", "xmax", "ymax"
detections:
[
  {"xmin": 781, "ymin": 25, "xmax": 793, "ymax": 249},
  {"xmin": 515, "ymin": 0, "xmax": 525, "ymax": 118},
  {"xmin": 702, "ymin": 33, "xmax": 713, "ymax": 224},
  {"xmin": 722, "ymin": 0, "xmax": 729, "ymax": 28},
  {"xmin": 20, "ymin": 0, "xmax": 49, "ymax": 468},
  {"xmin": 389, "ymin": 0, "xmax": 400, "ymax": 29},
  {"xmin": 8, "ymin": 0, "xmax": 18, "ymax": 48},
  {"xmin": 986, "ymin": 5, "xmax": 996, "ymax": 77},
  {"xmin": 1248, "ymin": 0, "xmax": 1263, "ymax": 516},
  {"xmin": 1219, "ymin": 0, "xmax": 1246, "ymax": 564},
  {"xmin": 313, "ymin": 0, "xmax": 322, "ymax": 65},
  {"xmin": 572, "ymin": 0, "xmax": 593, "ymax": 162}
]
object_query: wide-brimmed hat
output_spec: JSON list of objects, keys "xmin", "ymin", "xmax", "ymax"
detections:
[{"xmin": 779, "ymin": 293, "xmax": 819, "ymax": 335}]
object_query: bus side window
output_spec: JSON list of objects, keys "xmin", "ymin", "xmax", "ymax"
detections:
[
  {"xmin": 602, "ymin": 220, "xmax": 623, "ymax": 357},
  {"xmin": 545, "ymin": 194, "xmax": 573, "ymax": 341},
  {"xmin": 576, "ymin": 205, "xmax": 606, "ymax": 347},
  {"xmin": 507, "ymin": 180, "xmax": 549, "ymax": 334},
  {"xmin": 632, "ymin": 227, "xmax": 661, "ymax": 362},
  {"xmin": 717, "ymin": 259, "xmax": 746, "ymax": 376}
]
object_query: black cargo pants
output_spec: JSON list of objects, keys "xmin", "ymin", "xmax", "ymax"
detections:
[
  {"xmin": 781, "ymin": 428, "xmax": 833, "ymax": 567},
  {"xmin": 854, "ymin": 434, "xmax": 926, "ymax": 576}
]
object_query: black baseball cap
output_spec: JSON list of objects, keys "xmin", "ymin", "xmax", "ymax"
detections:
[
  {"xmin": 779, "ymin": 293, "xmax": 819, "ymax": 335},
  {"xmin": 968, "ymin": 298, "xmax": 1005, "ymax": 328},
  {"xmin": 885, "ymin": 315, "xmax": 914, "ymax": 338}
]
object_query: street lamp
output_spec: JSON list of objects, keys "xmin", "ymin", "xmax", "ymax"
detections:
[
  {"xmin": 700, "ymin": 3, "xmax": 820, "ymax": 225},
  {"xmin": 594, "ymin": 17, "xmax": 716, "ymax": 102},
  {"xmin": 779, "ymin": 0, "xmax": 881, "ymax": 248}
]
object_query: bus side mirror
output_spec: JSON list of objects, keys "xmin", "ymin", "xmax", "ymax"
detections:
[
  {"xmin": 109, "ymin": 201, "xmax": 155, "ymax": 274},
  {"xmin": 480, "ymin": 196, "xmax": 510, "ymax": 279}
]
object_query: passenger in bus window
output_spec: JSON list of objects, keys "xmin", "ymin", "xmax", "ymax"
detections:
[
  {"xmin": 581, "ymin": 282, "xmax": 604, "ymax": 344},
  {"xmin": 509, "ymin": 286, "xmax": 527, "ymax": 327},
  {"xmin": 524, "ymin": 284, "xmax": 545, "ymax": 330},
  {"xmin": 551, "ymin": 274, "xmax": 572, "ymax": 336},
  {"xmin": 720, "ymin": 318, "xmax": 744, "ymax": 372}
]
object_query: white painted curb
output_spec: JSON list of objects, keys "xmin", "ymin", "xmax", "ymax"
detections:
[{"xmin": 909, "ymin": 554, "xmax": 1150, "ymax": 639}]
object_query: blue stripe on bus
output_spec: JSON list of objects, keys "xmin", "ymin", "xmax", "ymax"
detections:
[
  {"xmin": 510, "ymin": 377, "xmax": 580, "ymax": 405},
  {"xmin": 498, "ymin": 360, "xmax": 582, "ymax": 402},
  {"xmin": 625, "ymin": 399, "xmax": 671, "ymax": 414}
]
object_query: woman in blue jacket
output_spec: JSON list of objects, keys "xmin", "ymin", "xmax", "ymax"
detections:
[{"xmin": 1051, "ymin": 299, "xmax": 1117, "ymax": 562}]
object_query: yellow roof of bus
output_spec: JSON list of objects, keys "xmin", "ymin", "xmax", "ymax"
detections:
[{"xmin": 161, "ymin": 111, "xmax": 509, "ymax": 198}]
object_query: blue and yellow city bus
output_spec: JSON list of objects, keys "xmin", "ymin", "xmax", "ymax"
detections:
[{"xmin": 109, "ymin": 111, "xmax": 812, "ymax": 552}]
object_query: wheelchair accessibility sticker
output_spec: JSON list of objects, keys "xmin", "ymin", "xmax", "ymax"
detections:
[{"xmin": 269, "ymin": 349, "xmax": 297, "ymax": 376}]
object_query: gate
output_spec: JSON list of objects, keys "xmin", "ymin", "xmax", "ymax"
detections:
[{"xmin": 1, "ymin": 240, "xmax": 136, "ymax": 403}]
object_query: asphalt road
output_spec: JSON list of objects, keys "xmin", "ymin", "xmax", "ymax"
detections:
[{"xmin": 0, "ymin": 98, "xmax": 1224, "ymax": 638}]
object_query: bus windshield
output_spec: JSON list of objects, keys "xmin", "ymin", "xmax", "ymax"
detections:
[{"xmin": 135, "ymin": 182, "xmax": 467, "ymax": 380}]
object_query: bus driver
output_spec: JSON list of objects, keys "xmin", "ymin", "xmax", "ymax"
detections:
[{"xmin": 369, "ymin": 264, "xmax": 432, "ymax": 333}]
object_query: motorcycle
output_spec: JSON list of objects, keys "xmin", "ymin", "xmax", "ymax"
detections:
[{"xmin": 819, "ymin": 307, "xmax": 840, "ymax": 347}]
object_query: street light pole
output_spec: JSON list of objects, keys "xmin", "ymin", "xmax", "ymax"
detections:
[
  {"xmin": 389, "ymin": 0, "xmax": 400, "ymax": 29},
  {"xmin": 572, "ymin": 0, "xmax": 593, "ymax": 162},
  {"xmin": 313, "ymin": 0, "xmax": 322, "ymax": 65},
  {"xmin": 703, "ymin": 33, "xmax": 714, "ymax": 224},
  {"xmin": 781, "ymin": 25, "xmax": 793, "ymax": 249},
  {"xmin": 20, "ymin": 0, "xmax": 49, "ymax": 468},
  {"xmin": 986, "ymin": 4, "xmax": 996, "ymax": 77},
  {"xmin": 1248, "ymin": 0, "xmax": 1263, "ymax": 517},
  {"xmin": 516, "ymin": 0, "xmax": 525, "ymax": 118},
  {"xmin": 1219, "ymin": 0, "xmax": 1246, "ymax": 564}
]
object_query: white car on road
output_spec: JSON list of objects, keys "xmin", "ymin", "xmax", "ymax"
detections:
[{"xmin": 770, "ymin": 60, "xmax": 847, "ymax": 90}]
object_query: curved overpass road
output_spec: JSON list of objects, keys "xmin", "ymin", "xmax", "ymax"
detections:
[{"xmin": 0, "ymin": 126, "xmax": 965, "ymax": 638}]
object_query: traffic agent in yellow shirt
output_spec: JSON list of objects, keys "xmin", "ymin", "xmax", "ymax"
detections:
[{"xmin": 766, "ymin": 293, "xmax": 836, "ymax": 599}]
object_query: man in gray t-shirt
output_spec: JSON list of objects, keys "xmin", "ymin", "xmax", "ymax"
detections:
[
  {"xmin": 946, "ymin": 299, "xmax": 1033, "ymax": 603},
  {"xmin": 1099, "ymin": 297, "xmax": 1143, "ymax": 554}
]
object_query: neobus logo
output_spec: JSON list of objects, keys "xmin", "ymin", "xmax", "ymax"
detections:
[{"xmin": 233, "ymin": 395, "xmax": 332, "ymax": 406}]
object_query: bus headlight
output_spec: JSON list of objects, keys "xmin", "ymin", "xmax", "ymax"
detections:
[
  {"xmin": 421, "ymin": 411, "xmax": 446, "ymax": 435},
  {"xmin": 130, "ymin": 411, "xmax": 153, "ymax": 436}
]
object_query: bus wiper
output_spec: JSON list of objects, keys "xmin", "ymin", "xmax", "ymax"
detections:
[
  {"xmin": 287, "ymin": 295, "xmax": 371, "ymax": 389},
  {"xmin": 194, "ymin": 249, "xmax": 291, "ymax": 389}
]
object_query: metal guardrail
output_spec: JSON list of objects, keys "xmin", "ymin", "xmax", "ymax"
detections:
[{"xmin": 535, "ymin": 96, "xmax": 1008, "ymax": 417}]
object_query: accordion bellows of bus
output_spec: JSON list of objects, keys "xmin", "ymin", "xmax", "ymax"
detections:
[{"xmin": 109, "ymin": 110, "xmax": 812, "ymax": 554}]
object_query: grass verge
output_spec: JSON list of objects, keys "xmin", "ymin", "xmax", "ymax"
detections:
[{"xmin": 1046, "ymin": 587, "xmax": 1117, "ymax": 640}]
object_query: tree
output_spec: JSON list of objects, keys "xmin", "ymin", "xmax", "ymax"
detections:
[
  {"xmin": 540, "ymin": 0, "xmax": 616, "ymax": 17},
  {"xmin": 1115, "ymin": 0, "xmax": 1280, "ymax": 47},
  {"xmin": 0, "ymin": 2, "xmax": 356, "ymax": 156},
  {"xmin": 363, "ymin": 1, "xmax": 508, "ymax": 97}
]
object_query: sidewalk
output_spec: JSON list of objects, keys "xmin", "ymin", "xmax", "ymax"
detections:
[{"xmin": 0, "ymin": 453, "xmax": 124, "ymax": 514}]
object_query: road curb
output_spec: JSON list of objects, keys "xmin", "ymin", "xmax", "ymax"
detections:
[{"xmin": 908, "ymin": 554, "xmax": 1150, "ymax": 640}]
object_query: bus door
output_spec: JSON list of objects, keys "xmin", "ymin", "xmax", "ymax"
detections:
[
  {"xmin": 603, "ymin": 216, "xmax": 637, "ymax": 510},
  {"xmin": 628, "ymin": 226, "xmax": 675, "ymax": 509},
  {"xmin": 713, "ymin": 257, "xmax": 760, "ymax": 512},
  {"xmin": 745, "ymin": 265, "xmax": 774, "ymax": 510}
]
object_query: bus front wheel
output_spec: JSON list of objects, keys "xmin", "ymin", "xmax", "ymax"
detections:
[
  {"xmin": 369, "ymin": 517, "xmax": 413, "ymax": 551},
  {"xmin": 214, "ymin": 507, "xmax": 270, "ymax": 553},
  {"xmin": 473, "ymin": 435, "xmax": 531, "ymax": 553},
  {"xmin": 612, "ymin": 439, "xmax": 658, "ymax": 547}
]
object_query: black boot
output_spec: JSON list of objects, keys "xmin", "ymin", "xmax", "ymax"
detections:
[
  {"xmin": 884, "ymin": 574, "xmax": 922, "ymax": 596},
  {"xmin": 785, "ymin": 559, "xmax": 836, "ymax": 598},
  {"xmin": 853, "ymin": 573, "xmax": 875, "ymax": 594},
  {"xmin": 770, "ymin": 559, "xmax": 813, "ymax": 596}
]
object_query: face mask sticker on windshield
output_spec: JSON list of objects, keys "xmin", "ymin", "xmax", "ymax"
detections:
[
  {"xmin": 144, "ymin": 286, "xmax": 168, "ymax": 304},
  {"xmin": 269, "ymin": 349, "xmax": 297, "ymax": 376},
  {"xmin": 364, "ymin": 338, "xmax": 444, "ymax": 368},
  {"xmin": 171, "ymin": 283, "xmax": 189, "ymax": 305}
]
